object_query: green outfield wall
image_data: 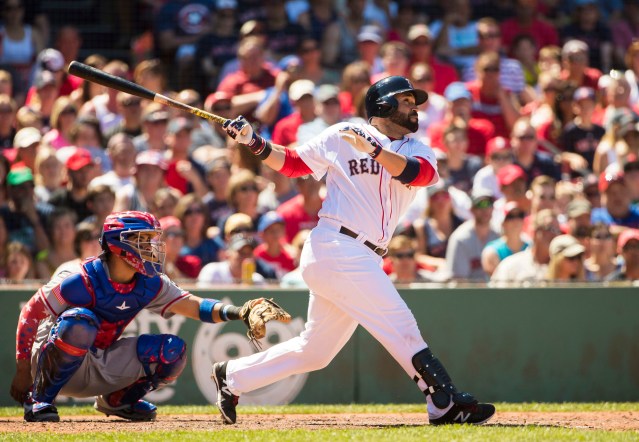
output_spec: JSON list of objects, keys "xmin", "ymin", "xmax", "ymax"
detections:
[{"xmin": 1, "ymin": 285, "xmax": 638, "ymax": 407}]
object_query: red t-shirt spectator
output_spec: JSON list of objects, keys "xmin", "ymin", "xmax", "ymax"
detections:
[
  {"xmin": 216, "ymin": 65, "xmax": 277, "ymax": 96},
  {"xmin": 276, "ymin": 194, "xmax": 321, "ymax": 243},
  {"xmin": 559, "ymin": 67, "xmax": 602, "ymax": 90},
  {"xmin": 176, "ymin": 255, "xmax": 202, "ymax": 278},
  {"xmin": 254, "ymin": 243, "xmax": 296, "ymax": 276},
  {"xmin": 25, "ymin": 75, "xmax": 82, "ymax": 106},
  {"xmin": 466, "ymin": 80, "xmax": 510, "ymax": 138},
  {"xmin": 500, "ymin": 18, "xmax": 559, "ymax": 56},
  {"xmin": 272, "ymin": 112, "xmax": 303, "ymax": 147},
  {"xmin": 427, "ymin": 117, "xmax": 495, "ymax": 157},
  {"xmin": 430, "ymin": 58, "xmax": 459, "ymax": 96}
]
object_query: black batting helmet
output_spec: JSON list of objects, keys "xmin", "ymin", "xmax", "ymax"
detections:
[{"xmin": 365, "ymin": 76, "xmax": 428, "ymax": 120}]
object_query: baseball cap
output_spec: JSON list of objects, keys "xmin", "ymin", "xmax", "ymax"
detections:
[
  {"xmin": 14, "ymin": 127, "xmax": 41, "ymax": 148},
  {"xmin": 39, "ymin": 48, "xmax": 65, "ymax": 72},
  {"xmin": 497, "ymin": 164, "xmax": 527, "ymax": 187},
  {"xmin": 562, "ymin": 39, "xmax": 588, "ymax": 57},
  {"xmin": 135, "ymin": 150, "xmax": 168, "ymax": 170},
  {"xmin": 205, "ymin": 156, "xmax": 231, "ymax": 174},
  {"xmin": 566, "ymin": 198, "xmax": 592, "ymax": 218},
  {"xmin": 35, "ymin": 70, "xmax": 56, "ymax": 89},
  {"xmin": 549, "ymin": 234, "xmax": 586, "ymax": 258},
  {"xmin": 216, "ymin": 0, "xmax": 237, "ymax": 9},
  {"xmin": 227, "ymin": 233, "xmax": 257, "ymax": 252},
  {"xmin": 357, "ymin": 25, "xmax": 383, "ymax": 44},
  {"xmin": 485, "ymin": 136, "xmax": 511, "ymax": 157},
  {"xmin": 278, "ymin": 55, "xmax": 301, "ymax": 71},
  {"xmin": 314, "ymin": 84, "xmax": 340, "ymax": 103},
  {"xmin": 142, "ymin": 106, "xmax": 169, "ymax": 123},
  {"xmin": 426, "ymin": 180, "xmax": 448, "ymax": 198},
  {"xmin": 257, "ymin": 211, "xmax": 285, "ymax": 233},
  {"xmin": 289, "ymin": 79, "xmax": 316, "ymax": 102},
  {"xmin": 6, "ymin": 165, "xmax": 33, "ymax": 186},
  {"xmin": 204, "ymin": 91, "xmax": 232, "ymax": 111},
  {"xmin": 573, "ymin": 86, "xmax": 595, "ymax": 102},
  {"xmin": 444, "ymin": 82, "xmax": 472, "ymax": 102},
  {"xmin": 618, "ymin": 228, "xmax": 639, "ymax": 253},
  {"xmin": 66, "ymin": 148, "xmax": 94, "ymax": 171},
  {"xmin": 433, "ymin": 147, "xmax": 448, "ymax": 161},
  {"xmin": 599, "ymin": 170, "xmax": 625, "ymax": 192},
  {"xmin": 470, "ymin": 187, "xmax": 495, "ymax": 205},
  {"xmin": 407, "ymin": 24, "xmax": 432, "ymax": 42},
  {"xmin": 224, "ymin": 213, "xmax": 253, "ymax": 237},
  {"xmin": 159, "ymin": 216, "xmax": 181, "ymax": 230},
  {"xmin": 167, "ymin": 117, "xmax": 194, "ymax": 134}
]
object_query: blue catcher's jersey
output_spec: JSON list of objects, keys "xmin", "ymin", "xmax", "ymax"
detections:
[{"xmin": 59, "ymin": 257, "xmax": 163, "ymax": 348}]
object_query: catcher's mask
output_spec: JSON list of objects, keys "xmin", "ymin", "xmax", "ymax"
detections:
[{"xmin": 100, "ymin": 211, "xmax": 166, "ymax": 276}]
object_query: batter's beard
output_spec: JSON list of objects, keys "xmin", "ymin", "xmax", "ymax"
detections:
[{"xmin": 388, "ymin": 109, "xmax": 419, "ymax": 133}]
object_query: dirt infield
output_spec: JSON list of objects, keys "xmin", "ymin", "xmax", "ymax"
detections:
[{"xmin": 1, "ymin": 411, "xmax": 639, "ymax": 433}]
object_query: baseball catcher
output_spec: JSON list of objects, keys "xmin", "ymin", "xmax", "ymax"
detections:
[{"xmin": 10, "ymin": 211, "xmax": 291, "ymax": 422}]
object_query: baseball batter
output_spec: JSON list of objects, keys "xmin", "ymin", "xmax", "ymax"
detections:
[
  {"xmin": 213, "ymin": 76, "xmax": 495, "ymax": 425},
  {"xmin": 10, "ymin": 211, "xmax": 290, "ymax": 422}
]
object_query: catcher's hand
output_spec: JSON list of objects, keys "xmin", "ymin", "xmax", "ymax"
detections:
[
  {"xmin": 240, "ymin": 298, "xmax": 292, "ymax": 350},
  {"xmin": 338, "ymin": 126, "xmax": 382, "ymax": 155}
]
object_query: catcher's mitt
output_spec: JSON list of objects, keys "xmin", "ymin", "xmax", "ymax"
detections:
[{"xmin": 240, "ymin": 298, "xmax": 292, "ymax": 350}]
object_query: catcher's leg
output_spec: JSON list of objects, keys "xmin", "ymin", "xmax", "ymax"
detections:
[
  {"xmin": 26, "ymin": 308, "xmax": 99, "ymax": 422},
  {"xmin": 94, "ymin": 334, "xmax": 186, "ymax": 421}
]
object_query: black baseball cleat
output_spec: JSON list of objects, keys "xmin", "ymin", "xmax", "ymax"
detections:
[
  {"xmin": 212, "ymin": 361, "xmax": 239, "ymax": 425},
  {"xmin": 429, "ymin": 402, "xmax": 496, "ymax": 426},
  {"xmin": 24, "ymin": 402, "xmax": 60, "ymax": 422}
]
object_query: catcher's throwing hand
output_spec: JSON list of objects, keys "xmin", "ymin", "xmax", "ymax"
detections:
[
  {"xmin": 10, "ymin": 360, "xmax": 32, "ymax": 404},
  {"xmin": 240, "ymin": 298, "xmax": 292, "ymax": 350},
  {"xmin": 339, "ymin": 126, "xmax": 382, "ymax": 155}
]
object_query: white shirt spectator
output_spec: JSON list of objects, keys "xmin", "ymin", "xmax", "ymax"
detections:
[
  {"xmin": 197, "ymin": 261, "xmax": 265, "ymax": 287},
  {"xmin": 462, "ymin": 57, "xmax": 526, "ymax": 94}
]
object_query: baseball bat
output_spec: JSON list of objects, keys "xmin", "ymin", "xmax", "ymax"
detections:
[{"xmin": 67, "ymin": 61, "xmax": 228, "ymax": 126}]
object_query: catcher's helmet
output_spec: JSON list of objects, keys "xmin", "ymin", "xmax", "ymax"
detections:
[
  {"xmin": 100, "ymin": 211, "xmax": 165, "ymax": 276},
  {"xmin": 365, "ymin": 76, "xmax": 428, "ymax": 120}
]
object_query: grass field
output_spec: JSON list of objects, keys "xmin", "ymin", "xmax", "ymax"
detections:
[{"xmin": 1, "ymin": 403, "xmax": 638, "ymax": 441}]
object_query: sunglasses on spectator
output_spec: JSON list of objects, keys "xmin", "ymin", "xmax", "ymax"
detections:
[
  {"xmin": 213, "ymin": 105, "xmax": 232, "ymax": 112},
  {"xmin": 516, "ymin": 134, "xmax": 536, "ymax": 141},
  {"xmin": 185, "ymin": 207, "xmax": 204, "ymax": 216},
  {"xmin": 505, "ymin": 212, "xmax": 525, "ymax": 220},
  {"xmin": 592, "ymin": 233, "xmax": 612, "ymax": 240},
  {"xmin": 165, "ymin": 230, "xmax": 185, "ymax": 238},
  {"xmin": 483, "ymin": 65, "xmax": 500, "ymax": 73},
  {"xmin": 480, "ymin": 32, "xmax": 501, "ymax": 39},
  {"xmin": 491, "ymin": 153, "xmax": 511, "ymax": 161},
  {"xmin": 574, "ymin": 226, "xmax": 592, "ymax": 238},
  {"xmin": 300, "ymin": 45, "xmax": 318, "ymax": 54},
  {"xmin": 122, "ymin": 99, "xmax": 141, "ymax": 107},
  {"xmin": 230, "ymin": 227, "xmax": 252, "ymax": 235},
  {"xmin": 392, "ymin": 251, "xmax": 415, "ymax": 259},
  {"xmin": 238, "ymin": 184, "xmax": 258, "ymax": 192},
  {"xmin": 585, "ymin": 190, "xmax": 600, "ymax": 198},
  {"xmin": 473, "ymin": 199, "xmax": 493, "ymax": 209},
  {"xmin": 538, "ymin": 226, "xmax": 561, "ymax": 235},
  {"xmin": 565, "ymin": 253, "xmax": 584, "ymax": 261},
  {"xmin": 412, "ymin": 76, "xmax": 432, "ymax": 83}
]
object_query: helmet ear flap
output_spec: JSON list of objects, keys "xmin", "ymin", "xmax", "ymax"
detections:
[{"xmin": 376, "ymin": 95, "xmax": 398, "ymax": 118}]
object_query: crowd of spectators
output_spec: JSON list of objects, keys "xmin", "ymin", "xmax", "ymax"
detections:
[{"xmin": 1, "ymin": 0, "xmax": 639, "ymax": 286}]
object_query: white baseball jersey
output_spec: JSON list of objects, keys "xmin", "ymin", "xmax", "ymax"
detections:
[{"xmin": 296, "ymin": 122, "xmax": 439, "ymax": 247}]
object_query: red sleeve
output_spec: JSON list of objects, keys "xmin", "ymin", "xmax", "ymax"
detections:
[
  {"xmin": 409, "ymin": 157, "xmax": 437, "ymax": 187},
  {"xmin": 279, "ymin": 147, "xmax": 313, "ymax": 177},
  {"xmin": 16, "ymin": 293, "xmax": 50, "ymax": 360}
]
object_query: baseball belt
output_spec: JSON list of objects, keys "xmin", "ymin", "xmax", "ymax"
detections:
[{"xmin": 339, "ymin": 226, "xmax": 388, "ymax": 257}]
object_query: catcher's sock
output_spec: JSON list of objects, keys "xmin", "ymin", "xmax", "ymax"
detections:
[{"xmin": 426, "ymin": 396, "xmax": 453, "ymax": 419}]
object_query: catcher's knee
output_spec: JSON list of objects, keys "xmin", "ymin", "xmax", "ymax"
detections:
[
  {"xmin": 137, "ymin": 334, "xmax": 187, "ymax": 386},
  {"xmin": 51, "ymin": 307, "xmax": 100, "ymax": 353}
]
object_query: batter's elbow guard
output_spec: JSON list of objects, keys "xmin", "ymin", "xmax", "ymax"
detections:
[
  {"xmin": 394, "ymin": 157, "xmax": 420, "ymax": 184},
  {"xmin": 412, "ymin": 348, "xmax": 477, "ymax": 409}
]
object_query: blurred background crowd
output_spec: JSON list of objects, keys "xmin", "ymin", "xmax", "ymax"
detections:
[{"xmin": 1, "ymin": 0, "xmax": 639, "ymax": 286}]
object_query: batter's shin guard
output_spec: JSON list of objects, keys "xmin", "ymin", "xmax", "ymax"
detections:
[
  {"xmin": 412, "ymin": 348, "xmax": 477, "ymax": 409},
  {"xmin": 105, "ymin": 334, "xmax": 187, "ymax": 408},
  {"xmin": 32, "ymin": 308, "xmax": 99, "ymax": 404}
]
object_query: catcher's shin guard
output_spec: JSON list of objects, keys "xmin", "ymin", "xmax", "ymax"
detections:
[
  {"xmin": 103, "ymin": 334, "xmax": 186, "ymax": 410},
  {"xmin": 32, "ymin": 308, "xmax": 99, "ymax": 404},
  {"xmin": 412, "ymin": 348, "xmax": 477, "ymax": 409}
]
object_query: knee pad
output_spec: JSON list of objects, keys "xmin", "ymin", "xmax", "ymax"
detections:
[
  {"xmin": 412, "ymin": 348, "xmax": 476, "ymax": 409},
  {"xmin": 136, "ymin": 334, "xmax": 187, "ymax": 387},
  {"xmin": 51, "ymin": 307, "xmax": 100, "ymax": 354}
]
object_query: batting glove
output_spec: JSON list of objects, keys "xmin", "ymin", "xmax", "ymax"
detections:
[
  {"xmin": 223, "ymin": 115, "xmax": 267, "ymax": 155},
  {"xmin": 339, "ymin": 126, "xmax": 383, "ymax": 158}
]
